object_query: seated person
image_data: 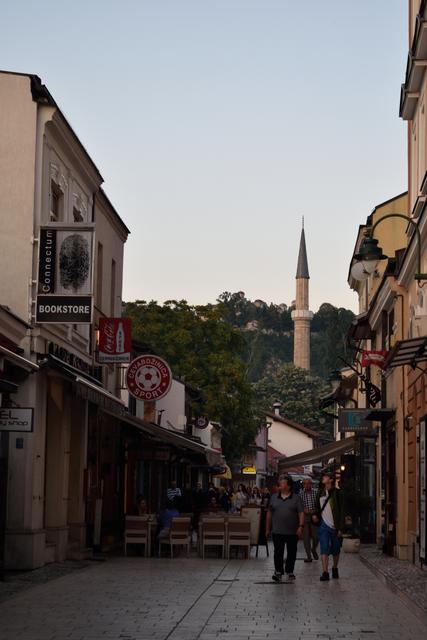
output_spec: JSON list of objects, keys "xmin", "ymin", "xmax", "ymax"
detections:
[
  {"xmin": 158, "ymin": 500, "xmax": 180, "ymax": 538},
  {"xmin": 128, "ymin": 494, "xmax": 148, "ymax": 516}
]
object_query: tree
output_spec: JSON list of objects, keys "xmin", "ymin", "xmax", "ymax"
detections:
[
  {"xmin": 124, "ymin": 300, "xmax": 259, "ymax": 459},
  {"xmin": 254, "ymin": 361, "xmax": 333, "ymax": 441},
  {"xmin": 311, "ymin": 304, "xmax": 355, "ymax": 378}
]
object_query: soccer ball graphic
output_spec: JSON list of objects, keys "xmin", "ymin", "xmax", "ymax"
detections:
[{"xmin": 136, "ymin": 365, "xmax": 161, "ymax": 391}]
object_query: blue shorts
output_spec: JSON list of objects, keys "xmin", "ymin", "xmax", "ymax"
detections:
[{"xmin": 318, "ymin": 522, "xmax": 342, "ymax": 556}]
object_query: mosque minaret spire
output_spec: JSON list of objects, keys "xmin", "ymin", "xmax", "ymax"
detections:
[{"xmin": 291, "ymin": 219, "xmax": 313, "ymax": 370}]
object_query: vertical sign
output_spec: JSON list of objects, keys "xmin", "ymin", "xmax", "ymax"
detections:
[
  {"xmin": 98, "ymin": 318, "xmax": 132, "ymax": 363},
  {"xmin": 36, "ymin": 225, "xmax": 94, "ymax": 323},
  {"xmin": 420, "ymin": 419, "xmax": 426, "ymax": 561}
]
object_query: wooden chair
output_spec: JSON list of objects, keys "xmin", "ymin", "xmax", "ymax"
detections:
[
  {"xmin": 200, "ymin": 518, "xmax": 226, "ymax": 559},
  {"xmin": 226, "ymin": 518, "xmax": 251, "ymax": 559},
  {"xmin": 159, "ymin": 517, "xmax": 191, "ymax": 558},
  {"xmin": 124, "ymin": 516, "xmax": 149, "ymax": 557}
]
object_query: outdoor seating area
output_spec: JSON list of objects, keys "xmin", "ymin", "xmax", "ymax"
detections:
[{"xmin": 124, "ymin": 511, "xmax": 257, "ymax": 559}]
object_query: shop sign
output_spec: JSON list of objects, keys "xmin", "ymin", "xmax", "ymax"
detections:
[
  {"xmin": 48, "ymin": 342, "xmax": 92, "ymax": 375},
  {"xmin": 361, "ymin": 350, "xmax": 389, "ymax": 369},
  {"xmin": 0, "ymin": 407, "xmax": 33, "ymax": 432},
  {"xmin": 242, "ymin": 466, "xmax": 257, "ymax": 475},
  {"xmin": 98, "ymin": 318, "xmax": 132, "ymax": 363},
  {"xmin": 338, "ymin": 409, "xmax": 376, "ymax": 433},
  {"xmin": 126, "ymin": 355, "xmax": 172, "ymax": 401},
  {"xmin": 36, "ymin": 226, "xmax": 94, "ymax": 324}
]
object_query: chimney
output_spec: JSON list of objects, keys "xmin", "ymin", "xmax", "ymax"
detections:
[{"xmin": 273, "ymin": 401, "xmax": 282, "ymax": 416}]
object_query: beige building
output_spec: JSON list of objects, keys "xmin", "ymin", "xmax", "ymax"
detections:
[{"xmin": 0, "ymin": 71, "xmax": 129, "ymax": 569}]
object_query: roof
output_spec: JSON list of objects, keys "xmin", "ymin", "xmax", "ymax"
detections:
[
  {"xmin": 97, "ymin": 188, "xmax": 131, "ymax": 237},
  {"xmin": 296, "ymin": 227, "xmax": 309, "ymax": 279},
  {"xmin": 266, "ymin": 411, "xmax": 320, "ymax": 439}
]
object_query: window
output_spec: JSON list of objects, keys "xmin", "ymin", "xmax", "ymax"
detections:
[
  {"xmin": 73, "ymin": 207, "xmax": 84, "ymax": 222},
  {"xmin": 50, "ymin": 181, "xmax": 62, "ymax": 221},
  {"xmin": 110, "ymin": 259, "xmax": 116, "ymax": 316},
  {"xmin": 97, "ymin": 243, "xmax": 103, "ymax": 309}
]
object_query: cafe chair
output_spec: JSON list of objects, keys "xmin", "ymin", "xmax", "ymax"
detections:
[
  {"xmin": 200, "ymin": 518, "xmax": 226, "ymax": 559},
  {"xmin": 226, "ymin": 518, "xmax": 251, "ymax": 559},
  {"xmin": 124, "ymin": 516, "xmax": 149, "ymax": 557},
  {"xmin": 159, "ymin": 517, "xmax": 191, "ymax": 558}
]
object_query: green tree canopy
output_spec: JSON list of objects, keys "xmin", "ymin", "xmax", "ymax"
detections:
[
  {"xmin": 254, "ymin": 361, "xmax": 333, "ymax": 441},
  {"xmin": 124, "ymin": 300, "xmax": 259, "ymax": 459}
]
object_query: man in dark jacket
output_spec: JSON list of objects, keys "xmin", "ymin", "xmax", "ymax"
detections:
[{"xmin": 313, "ymin": 470, "xmax": 345, "ymax": 581}]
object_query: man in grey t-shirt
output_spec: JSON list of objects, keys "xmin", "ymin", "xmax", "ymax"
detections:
[{"xmin": 266, "ymin": 475, "xmax": 304, "ymax": 583}]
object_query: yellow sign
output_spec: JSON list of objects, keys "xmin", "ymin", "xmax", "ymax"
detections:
[{"xmin": 242, "ymin": 466, "xmax": 256, "ymax": 475}]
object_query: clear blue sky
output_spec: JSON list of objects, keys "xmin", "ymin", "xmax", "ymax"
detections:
[{"xmin": 2, "ymin": 1, "xmax": 408, "ymax": 312}]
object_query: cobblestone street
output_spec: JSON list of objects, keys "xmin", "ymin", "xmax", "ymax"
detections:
[{"xmin": 1, "ymin": 548, "xmax": 426, "ymax": 640}]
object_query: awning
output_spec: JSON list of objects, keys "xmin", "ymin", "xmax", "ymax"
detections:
[
  {"xmin": 385, "ymin": 337, "xmax": 427, "ymax": 369},
  {"xmin": 74, "ymin": 376, "xmax": 126, "ymax": 414},
  {"xmin": 278, "ymin": 437, "xmax": 357, "ymax": 473},
  {"xmin": 43, "ymin": 354, "xmax": 126, "ymax": 413},
  {"xmin": 213, "ymin": 464, "xmax": 232, "ymax": 479},
  {"xmin": 0, "ymin": 345, "xmax": 39, "ymax": 372},
  {"xmin": 110, "ymin": 410, "xmax": 224, "ymax": 468}
]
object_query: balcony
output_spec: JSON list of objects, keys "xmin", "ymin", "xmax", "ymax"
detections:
[{"xmin": 399, "ymin": 1, "xmax": 427, "ymax": 120}]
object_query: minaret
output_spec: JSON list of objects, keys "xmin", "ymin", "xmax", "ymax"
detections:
[{"xmin": 291, "ymin": 220, "xmax": 313, "ymax": 370}]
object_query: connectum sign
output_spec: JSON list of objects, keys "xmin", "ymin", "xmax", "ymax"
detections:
[{"xmin": 126, "ymin": 355, "xmax": 172, "ymax": 402}]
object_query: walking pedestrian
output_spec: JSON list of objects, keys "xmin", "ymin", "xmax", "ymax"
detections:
[
  {"xmin": 235, "ymin": 484, "xmax": 248, "ymax": 510},
  {"xmin": 300, "ymin": 478, "xmax": 319, "ymax": 562},
  {"xmin": 265, "ymin": 475, "xmax": 304, "ymax": 584},
  {"xmin": 313, "ymin": 470, "xmax": 345, "ymax": 581}
]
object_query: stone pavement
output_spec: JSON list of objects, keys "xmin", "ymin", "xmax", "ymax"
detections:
[
  {"xmin": 0, "ymin": 547, "xmax": 426, "ymax": 640},
  {"xmin": 360, "ymin": 545, "xmax": 427, "ymax": 617}
]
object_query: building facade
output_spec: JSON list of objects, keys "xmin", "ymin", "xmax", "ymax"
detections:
[{"xmin": 0, "ymin": 71, "xmax": 130, "ymax": 569}]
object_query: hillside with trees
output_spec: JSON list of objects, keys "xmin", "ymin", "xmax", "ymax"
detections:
[{"xmin": 124, "ymin": 293, "xmax": 354, "ymax": 456}]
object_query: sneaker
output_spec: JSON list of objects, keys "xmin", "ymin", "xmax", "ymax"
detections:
[
  {"xmin": 283, "ymin": 573, "xmax": 296, "ymax": 583},
  {"xmin": 312, "ymin": 549, "xmax": 319, "ymax": 560},
  {"xmin": 332, "ymin": 568, "xmax": 339, "ymax": 579},
  {"xmin": 304, "ymin": 558, "xmax": 312, "ymax": 563},
  {"xmin": 320, "ymin": 571, "xmax": 330, "ymax": 581},
  {"xmin": 272, "ymin": 572, "xmax": 282, "ymax": 583}
]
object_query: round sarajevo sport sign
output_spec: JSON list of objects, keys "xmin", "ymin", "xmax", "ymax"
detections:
[{"xmin": 126, "ymin": 355, "xmax": 172, "ymax": 401}]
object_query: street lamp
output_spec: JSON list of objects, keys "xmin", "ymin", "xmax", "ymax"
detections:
[
  {"xmin": 328, "ymin": 369, "xmax": 343, "ymax": 392},
  {"xmin": 351, "ymin": 213, "xmax": 427, "ymax": 282}
]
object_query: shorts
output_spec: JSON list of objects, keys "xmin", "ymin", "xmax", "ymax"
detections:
[{"xmin": 318, "ymin": 522, "xmax": 343, "ymax": 556}]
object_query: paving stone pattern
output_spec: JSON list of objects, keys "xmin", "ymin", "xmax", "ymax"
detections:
[
  {"xmin": 0, "ymin": 548, "xmax": 426, "ymax": 640},
  {"xmin": 360, "ymin": 545, "xmax": 427, "ymax": 616}
]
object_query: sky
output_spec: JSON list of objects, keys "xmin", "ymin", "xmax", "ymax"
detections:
[{"xmin": 1, "ymin": 1, "xmax": 408, "ymax": 312}]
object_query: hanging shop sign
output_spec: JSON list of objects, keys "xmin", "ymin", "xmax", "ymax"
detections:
[
  {"xmin": 194, "ymin": 416, "xmax": 209, "ymax": 430},
  {"xmin": 361, "ymin": 350, "xmax": 389, "ymax": 369},
  {"xmin": 242, "ymin": 466, "xmax": 257, "ymax": 475},
  {"xmin": 339, "ymin": 357, "xmax": 382, "ymax": 407},
  {"xmin": 0, "ymin": 407, "xmax": 34, "ymax": 432},
  {"xmin": 126, "ymin": 355, "xmax": 172, "ymax": 401},
  {"xmin": 98, "ymin": 318, "xmax": 132, "ymax": 364},
  {"xmin": 338, "ymin": 409, "xmax": 377, "ymax": 433},
  {"xmin": 36, "ymin": 226, "xmax": 94, "ymax": 324}
]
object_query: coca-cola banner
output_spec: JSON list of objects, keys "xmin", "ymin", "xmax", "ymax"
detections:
[{"xmin": 98, "ymin": 317, "xmax": 132, "ymax": 363}]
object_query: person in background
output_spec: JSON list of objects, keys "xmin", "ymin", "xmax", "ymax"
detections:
[
  {"xmin": 313, "ymin": 471, "xmax": 345, "ymax": 581},
  {"xmin": 261, "ymin": 486, "xmax": 271, "ymax": 508},
  {"xmin": 129, "ymin": 495, "xmax": 148, "ymax": 516},
  {"xmin": 218, "ymin": 486, "xmax": 231, "ymax": 512},
  {"xmin": 300, "ymin": 478, "xmax": 319, "ymax": 563},
  {"xmin": 158, "ymin": 500, "xmax": 180, "ymax": 539},
  {"xmin": 235, "ymin": 484, "xmax": 248, "ymax": 510},
  {"xmin": 251, "ymin": 486, "xmax": 262, "ymax": 506},
  {"xmin": 167, "ymin": 480, "xmax": 182, "ymax": 506},
  {"xmin": 266, "ymin": 475, "xmax": 304, "ymax": 584},
  {"xmin": 207, "ymin": 482, "xmax": 218, "ymax": 505}
]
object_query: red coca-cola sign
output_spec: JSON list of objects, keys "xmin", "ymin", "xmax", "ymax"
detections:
[
  {"xmin": 126, "ymin": 355, "xmax": 172, "ymax": 401},
  {"xmin": 98, "ymin": 318, "xmax": 132, "ymax": 363}
]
